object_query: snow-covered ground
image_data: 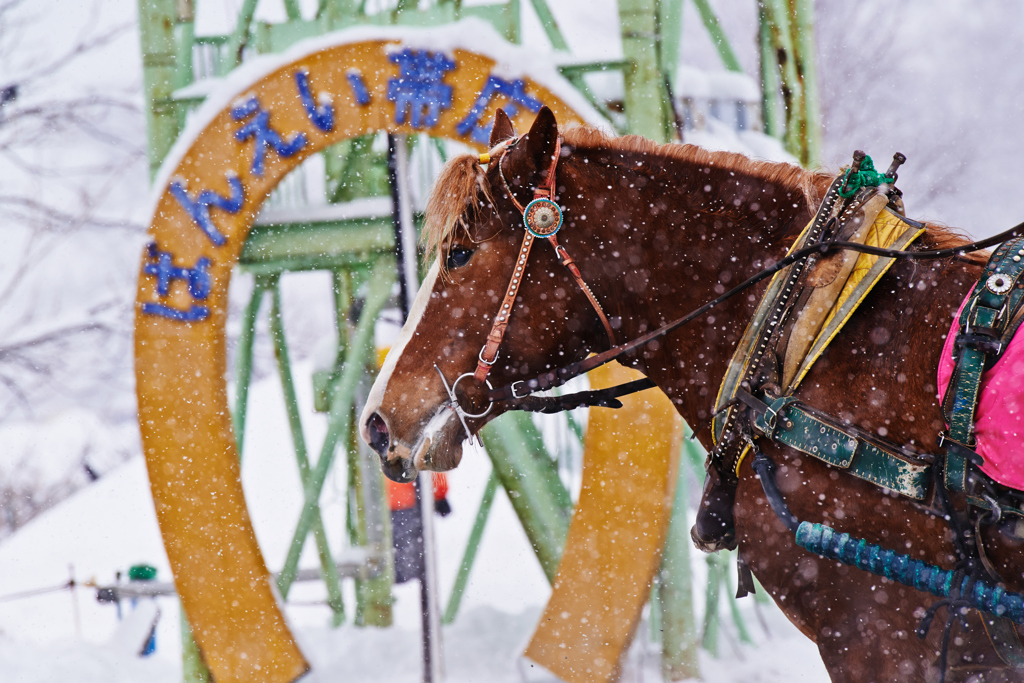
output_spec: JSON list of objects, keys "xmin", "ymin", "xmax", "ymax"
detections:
[{"xmin": 0, "ymin": 363, "xmax": 828, "ymax": 682}]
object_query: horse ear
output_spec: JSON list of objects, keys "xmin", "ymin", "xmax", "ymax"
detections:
[
  {"xmin": 489, "ymin": 108, "xmax": 516, "ymax": 147},
  {"xmin": 505, "ymin": 106, "xmax": 559, "ymax": 188}
]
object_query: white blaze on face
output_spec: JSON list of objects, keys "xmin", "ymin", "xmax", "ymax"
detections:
[{"xmin": 359, "ymin": 260, "xmax": 441, "ymax": 445}]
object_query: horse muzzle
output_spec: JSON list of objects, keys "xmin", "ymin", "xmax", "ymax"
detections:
[{"xmin": 363, "ymin": 411, "xmax": 418, "ymax": 483}]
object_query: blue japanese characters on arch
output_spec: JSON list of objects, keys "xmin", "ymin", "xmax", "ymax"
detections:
[
  {"xmin": 145, "ymin": 174, "xmax": 244, "ymax": 321},
  {"xmin": 456, "ymin": 75, "xmax": 543, "ymax": 143},
  {"xmin": 232, "ymin": 96, "xmax": 307, "ymax": 177},
  {"xmin": 387, "ymin": 49, "xmax": 456, "ymax": 129},
  {"xmin": 294, "ymin": 69, "xmax": 335, "ymax": 132},
  {"xmin": 142, "ymin": 243, "xmax": 212, "ymax": 322},
  {"xmin": 144, "ymin": 45, "xmax": 547, "ymax": 323},
  {"xmin": 169, "ymin": 173, "xmax": 244, "ymax": 247}
]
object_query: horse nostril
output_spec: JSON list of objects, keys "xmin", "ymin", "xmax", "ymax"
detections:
[{"xmin": 366, "ymin": 412, "xmax": 390, "ymax": 457}]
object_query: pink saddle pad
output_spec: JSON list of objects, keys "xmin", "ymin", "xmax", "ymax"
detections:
[{"xmin": 937, "ymin": 293, "xmax": 1024, "ymax": 490}]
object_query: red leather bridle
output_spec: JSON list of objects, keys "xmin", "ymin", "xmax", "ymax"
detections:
[
  {"xmin": 433, "ymin": 135, "xmax": 618, "ymax": 440},
  {"xmin": 471, "ymin": 136, "xmax": 617, "ymax": 388}
]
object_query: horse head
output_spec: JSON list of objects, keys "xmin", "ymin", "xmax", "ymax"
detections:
[{"xmin": 360, "ymin": 108, "xmax": 608, "ymax": 482}]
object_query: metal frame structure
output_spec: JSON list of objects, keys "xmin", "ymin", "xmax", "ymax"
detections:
[{"xmin": 135, "ymin": 1, "xmax": 821, "ymax": 681}]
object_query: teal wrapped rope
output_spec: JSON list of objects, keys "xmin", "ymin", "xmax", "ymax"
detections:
[{"xmin": 795, "ymin": 522, "xmax": 1024, "ymax": 623}]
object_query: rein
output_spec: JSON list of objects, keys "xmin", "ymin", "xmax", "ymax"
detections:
[
  {"xmin": 487, "ymin": 220, "xmax": 1024, "ymax": 406},
  {"xmin": 446, "ymin": 138, "xmax": 1024, "ymax": 425}
]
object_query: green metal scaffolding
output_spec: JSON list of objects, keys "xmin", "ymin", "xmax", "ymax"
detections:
[{"xmin": 136, "ymin": 1, "xmax": 822, "ymax": 681}]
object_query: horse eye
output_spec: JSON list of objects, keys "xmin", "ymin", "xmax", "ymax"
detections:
[{"xmin": 446, "ymin": 247, "xmax": 474, "ymax": 269}]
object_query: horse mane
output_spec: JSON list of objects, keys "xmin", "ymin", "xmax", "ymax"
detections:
[
  {"xmin": 421, "ymin": 124, "xmax": 981, "ymax": 266},
  {"xmin": 560, "ymin": 125, "xmax": 832, "ymax": 209},
  {"xmin": 423, "ymin": 154, "xmax": 491, "ymax": 271}
]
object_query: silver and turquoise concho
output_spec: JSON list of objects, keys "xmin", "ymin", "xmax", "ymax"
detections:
[{"xmin": 524, "ymin": 197, "xmax": 563, "ymax": 237}]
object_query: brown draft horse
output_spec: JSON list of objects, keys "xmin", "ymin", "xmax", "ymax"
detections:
[{"xmin": 360, "ymin": 107, "xmax": 1024, "ymax": 681}]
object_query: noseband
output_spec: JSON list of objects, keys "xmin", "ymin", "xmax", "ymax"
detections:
[{"xmin": 438, "ymin": 135, "xmax": 618, "ymax": 437}]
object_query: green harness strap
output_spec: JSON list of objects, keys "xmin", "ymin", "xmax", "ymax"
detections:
[
  {"xmin": 941, "ymin": 236, "xmax": 1024, "ymax": 493},
  {"xmin": 746, "ymin": 392, "xmax": 932, "ymax": 500}
]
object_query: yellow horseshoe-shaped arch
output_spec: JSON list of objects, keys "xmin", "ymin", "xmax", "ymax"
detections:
[{"xmin": 134, "ymin": 21, "xmax": 600, "ymax": 683}]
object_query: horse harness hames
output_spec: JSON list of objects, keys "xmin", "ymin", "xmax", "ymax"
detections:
[{"xmin": 436, "ymin": 137, "xmax": 1024, "ymax": 677}]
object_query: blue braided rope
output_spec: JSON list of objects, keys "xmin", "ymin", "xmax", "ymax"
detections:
[{"xmin": 796, "ymin": 522, "xmax": 1024, "ymax": 624}]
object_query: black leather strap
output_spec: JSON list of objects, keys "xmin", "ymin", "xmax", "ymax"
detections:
[{"xmin": 504, "ymin": 378, "xmax": 656, "ymax": 414}]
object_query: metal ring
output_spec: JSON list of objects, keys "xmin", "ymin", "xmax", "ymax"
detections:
[{"xmin": 451, "ymin": 373, "xmax": 494, "ymax": 419}]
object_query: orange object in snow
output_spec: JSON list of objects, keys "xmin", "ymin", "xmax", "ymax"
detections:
[{"xmin": 386, "ymin": 473, "xmax": 448, "ymax": 511}]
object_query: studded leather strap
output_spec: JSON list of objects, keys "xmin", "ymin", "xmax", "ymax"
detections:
[
  {"xmin": 546, "ymin": 234, "xmax": 617, "ymax": 344},
  {"xmin": 474, "ymin": 229, "xmax": 537, "ymax": 381}
]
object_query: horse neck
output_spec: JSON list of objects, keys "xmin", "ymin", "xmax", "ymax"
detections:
[{"xmin": 565, "ymin": 148, "xmax": 821, "ymax": 426}]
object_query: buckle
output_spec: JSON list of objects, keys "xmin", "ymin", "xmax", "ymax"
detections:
[
  {"xmin": 938, "ymin": 432, "xmax": 985, "ymax": 467},
  {"xmin": 511, "ymin": 381, "xmax": 528, "ymax": 399},
  {"xmin": 760, "ymin": 396, "xmax": 796, "ymax": 438},
  {"xmin": 763, "ymin": 403, "xmax": 782, "ymax": 434},
  {"xmin": 478, "ymin": 346, "xmax": 498, "ymax": 366}
]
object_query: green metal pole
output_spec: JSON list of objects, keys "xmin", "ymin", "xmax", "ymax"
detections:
[
  {"xmin": 350, "ymin": 402, "xmax": 394, "ymax": 627},
  {"xmin": 267, "ymin": 281, "xmax": 347, "ymax": 626},
  {"xmin": 762, "ymin": 0, "xmax": 806, "ymax": 164},
  {"xmin": 658, "ymin": 454, "xmax": 700, "ymax": 681},
  {"xmin": 478, "ymin": 413, "xmax": 571, "ymax": 582},
  {"xmin": 701, "ymin": 553, "xmax": 723, "ymax": 657},
  {"xmin": 283, "ymin": 0, "xmax": 303, "ymax": 21},
  {"xmin": 443, "ymin": 470, "xmax": 500, "ymax": 624},
  {"xmin": 277, "ymin": 261, "xmax": 394, "ymax": 598},
  {"xmin": 526, "ymin": 0, "xmax": 569, "ymax": 51},
  {"xmin": 136, "ymin": 0, "xmax": 181, "ymax": 179},
  {"xmin": 181, "ymin": 610, "xmax": 212, "ymax": 683},
  {"xmin": 224, "ymin": 0, "xmax": 259, "ymax": 71},
  {"xmin": 722, "ymin": 552, "xmax": 754, "ymax": 645},
  {"xmin": 691, "ymin": 0, "xmax": 742, "ymax": 72},
  {"xmin": 657, "ymin": 0, "xmax": 685, "ymax": 87},
  {"xmin": 172, "ymin": 3, "xmax": 195, "ymax": 131},
  {"xmin": 233, "ymin": 279, "xmax": 267, "ymax": 458},
  {"xmin": 789, "ymin": 0, "xmax": 821, "ymax": 166},
  {"xmin": 758, "ymin": 4, "xmax": 782, "ymax": 139},
  {"xmin": 321, "ymin": 0, "xmax": 362, "ymax": 30},
  {"xmin": 618, "ymin": 0, "xmax": 671, "ymax": 142}
]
